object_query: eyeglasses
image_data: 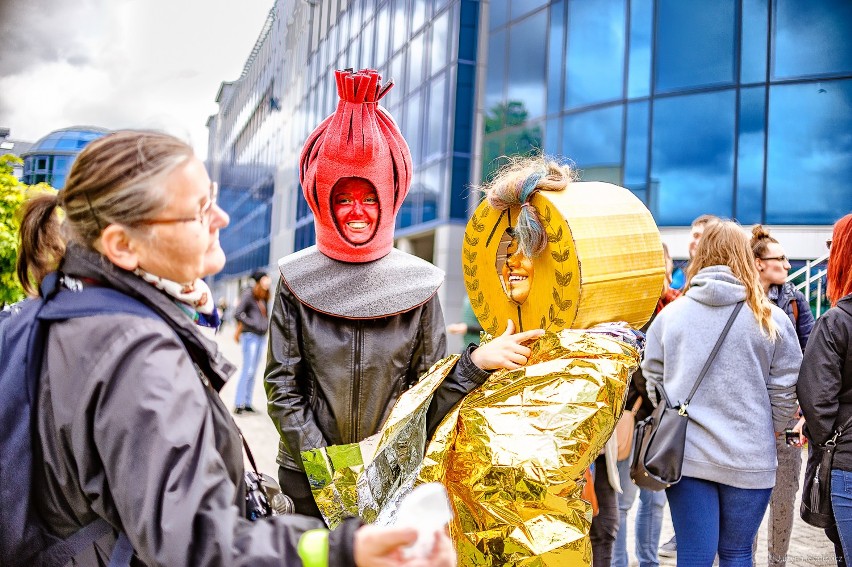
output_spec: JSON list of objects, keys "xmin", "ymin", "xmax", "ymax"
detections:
[
  {"xmin": 827, "ymin": 239, "xmax": 832, "ymax": 251},
  {"xmin": 140, "ymin": 182, "xmax": 219, "ymax": 226},
  {"xmin": 760, "ymin": 255, "xmax": 788, "ymax": 263}
]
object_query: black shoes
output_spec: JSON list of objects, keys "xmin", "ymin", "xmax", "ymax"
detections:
[{"xmin": 234, "ymin": 405, "xmax": 257, "ymax": 415}]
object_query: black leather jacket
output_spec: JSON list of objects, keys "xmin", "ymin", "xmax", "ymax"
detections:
[{"xmin": 265, "ymin": 280, "xmax": 490, "ymax": 471}]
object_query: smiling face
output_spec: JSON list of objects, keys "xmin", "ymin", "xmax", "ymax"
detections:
[
  {"xmin": 756, "ymin": 241, "xmax": 791, "ymax": 287},
  {"xmin": 330, "ymin": 177, "xmax": 380, "ymax": 245},
  {"xmin": 499, "ymin": 235, "xmax": 535, "ymax": 304}
]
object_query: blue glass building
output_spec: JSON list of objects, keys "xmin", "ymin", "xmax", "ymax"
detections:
[
  {"xmin": 21, "ymin": 126, "xmax": 109, "ymax": 189},
  {"xmin": 208, "ymin": 0, "xmax": 851, "ymax": 340}
]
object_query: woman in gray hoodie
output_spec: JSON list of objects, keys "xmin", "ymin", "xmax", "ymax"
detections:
[{"xmin": 641, "ymin": 221, "xmax": 802, "ymax": 566}]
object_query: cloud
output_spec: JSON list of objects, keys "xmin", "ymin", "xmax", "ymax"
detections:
[{"xmin": 0, "ymin": 0, "xmax": 272, "ymax": 156}]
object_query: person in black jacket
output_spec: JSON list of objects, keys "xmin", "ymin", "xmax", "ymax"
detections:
[
  {"xmin": 14, "ymin": 130, "xmax": 457, "ymax": 567},
  {"xmin": 266, "ymin": 70, "xmax": 541, "ymax": 521},
  {"xmin": 798, "ymin": 212, "xmax": 852, "ymax": 566},
  {"xmin": 233, "ymin": 270, "xmax": 271, "ymax": 413}
]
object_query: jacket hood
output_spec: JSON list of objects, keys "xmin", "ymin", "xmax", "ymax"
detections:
[
  {"xmin": 59, "ymin": 243, "xmax": 236, "ymax": 390},
  {"xmin": 685, "ymin": 265, "xmax": 748, "ymax": 307},
  {"xmin": 838, "ymin": 293, "xmax": 852, "ymax": 316}
]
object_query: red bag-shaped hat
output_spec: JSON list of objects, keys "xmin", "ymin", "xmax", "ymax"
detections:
[{"xmin": 299, "ymin": 69, "xmax": 412, "ymax": 263}]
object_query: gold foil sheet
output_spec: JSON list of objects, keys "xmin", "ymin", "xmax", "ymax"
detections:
[
  {"xmin": 421, "ymin": 329, "xmax": 638, "ymax": 566},
  {"xmin": 303, "ymin": 328, "xmax": 638, "ymax": 567}
]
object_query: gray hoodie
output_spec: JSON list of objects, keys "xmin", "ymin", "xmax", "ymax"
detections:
[{"xmin": 641, "ymin": 266, "xmax": 802, "ymax": 489}]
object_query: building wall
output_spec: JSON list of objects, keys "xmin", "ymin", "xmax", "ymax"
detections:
[
  {"xmin": 208, "ymin": 0, "xmax": 849, "ymax": 332},
  {"xmin": 480, "ymin": 0, "xmax": 851, "ymax": 261}
]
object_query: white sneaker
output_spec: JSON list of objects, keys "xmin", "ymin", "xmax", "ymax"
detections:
[{"xmin": 658, "ymin": 536, "xmax": 677, "ymax": 558}]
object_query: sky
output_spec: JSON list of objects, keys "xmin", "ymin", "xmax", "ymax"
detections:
[{"xmin": 0, "ymin": 0, "xmax": 274, "ymax": 157}]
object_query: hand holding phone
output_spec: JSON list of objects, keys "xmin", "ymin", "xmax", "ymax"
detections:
[{"xmin": 785, "ymin": 429, "xmax": 801, "ymax": 446}]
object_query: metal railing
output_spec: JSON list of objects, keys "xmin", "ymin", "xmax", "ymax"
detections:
[{"xmin": 787, "ymin": 252, "xmax": 830, "ymax": 318}]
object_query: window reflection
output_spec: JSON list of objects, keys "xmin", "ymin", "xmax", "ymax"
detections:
[
  {"xmin": 736, "ymin": 87, "xmax": 766, "ymax": 224},
  {"xmin": 409, "ymin": 33, "xmax": 425, "ymax": 93},
  {"xmin": 426, "ymin": 74, "xmax": 447, "ymax": 158},
  {"xmin": 563, "ymin": 105, "xmax": 623, "ymax": 169},
  {"xmin": 740, "ymin": 0, "xmax": 767, "ymax": 84},
  {"xmin": 627, "ymin": 0, "xmax": 652, "ymax": 98},
  {"xmin": 766, "ymin": 80, "xmax": 852, "ymax": 224},
  {"xmin": 490, "ymin": 0, "xmax": 508, "ymax": 29},
  {"xmin": 512, "ymin": 0, "xmax": 548, "ymax": 21},
  {"xmin": 655, "ymin": 0, "xmax": 736, "ymax": 92},
  {"xmin": 431, "ymin": 9, "xmax": 449, "ymax": 77},
  {"xmin": 546, "ymin": 1, "xmax": 564, "ymax": 115},
  {"xmin": 485, "ymin": 30, "xmax": 507, "ymax": 127},
  {"xmin": 773, "ymin": 0, "xmax": 852, "ymax": 79},
  {"xmin": 651, "ymin": 90, "xmax": 736, "ymax": 224},
  {"xmin": 565, "ymin": 0, "xmax": 626, "ymax": 108},
  {"xmin": 508, "ymin": 10, "xmax": 547, "ymax": 119},
  {"xmin": 624, "ymin": 100, "xmax": 649, "ymax": 198}
]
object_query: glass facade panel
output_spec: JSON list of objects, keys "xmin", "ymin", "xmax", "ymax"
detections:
[
  {"xmin": 430, "ymin": 8, "xmax": 450, "ymax": 76},
  {"xmin": 624, "ymin": 100, "xmax": 649, "ymax": 199},
  {"xmin": 376, "ymin": 4, "xmax": 390, "ymax": 65},
  {"xmin": 736, "ymin": 87, "xmax": 766, "ymax": 224},
  {"xmin": 627, "ymin": 0, "xmax": 652, "ymax": 98},
  {"xmin": 651, "ymin": 90, "xmax": 736, "ymax": 224},
  {"xmin": 404, "ymin": 91, "xmax": 423, "ymax": 164},
  {"xmin": 562, "ymin": 105, "xmax": 623, "ymax": 169},
  {"xmin": 740, "ymin": 0, "xmax": 767, "ymax": 84},
  {"xmin": 490, "ymin": 0, "xmax": 508, "ymax": 29},
  {"xmin": 655, "ymin": 0, "xmax": 736, "ymax": 92},
  {"xmin": 546, "ymin": 0, "xmax": 564, "ymax": 116},
  {"xmin": 507, "ymin": 10, "xmax": 547, "ymax": 120},
  {"xmin": 766, "ymin": 79, "xmax": 852, "ymax": 224},
  {"xmin": 565, "ymin": 0, "xmax": 626, "ymax": 108},
  {"xmin": 408, "ymin": 32, "xmax": 425, "ymax": 93},
  {"xmin": 511, "ymin": 0, "xmax": 548, "ymax": 21},
  {"xmin": 485, "ymin": 30, "xmax": 506, "ymax": 130},
  {"xmin": 773, "ymin": 0, "xmax": 852, "ymax": 80},
  {"xmin": 426, "ymin": 73, "xmax": 447, "ymax": 159},
  {"xmin": 392, "ymin": 0, "xmax": 408, "ymax": 54},
  {"xmin": 544, "ymin": 117, "xmax": 560, "ymax": 156},
  {"xmin": 412, "ymin": 0, "xmax": 427, "ymax": 32},
  {"xmin": 361, "ymin": 19, "xmax": 374, "ymax": 66}
]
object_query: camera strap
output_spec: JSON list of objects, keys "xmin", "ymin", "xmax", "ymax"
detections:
[{"xmin": 239, "ymin": 430, "xmax": 262, "ymax": 477}]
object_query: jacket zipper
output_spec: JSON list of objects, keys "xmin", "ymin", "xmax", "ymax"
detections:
[{"xmin": 351, "ymin": 321, "xmax": 362, "ymax": 442}]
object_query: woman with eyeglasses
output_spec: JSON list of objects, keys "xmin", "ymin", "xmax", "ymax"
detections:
[
  {"xmin": 749, "ymin": 225, "xmax": 815, "ymax": 566},
  {"xmin": 798, "ymin": 213, "xmax": 852, "ymax": 566},
  {"xmin": 14, "ymin": 130, "xmax": 456, "ymax": 567}
]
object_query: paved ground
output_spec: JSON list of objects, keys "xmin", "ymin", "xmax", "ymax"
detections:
[{"xmin": 216, "ymin": 325, "xmax": 838, "ymax": 566}]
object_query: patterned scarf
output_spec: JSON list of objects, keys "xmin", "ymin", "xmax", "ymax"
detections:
[{"xmin": 134, "ymin": 268, "xmax": 221, "ymax": 329}]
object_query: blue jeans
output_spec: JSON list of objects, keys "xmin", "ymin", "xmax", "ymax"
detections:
[
  {"xmin": 612, "ymin": 456, "xmax": 666, "ymax": 567},
  {"xmin": 235, "ymin": 332, "xmax": 264, "ymax": 408},
  {"xmin": 831, "ymin": 469, "xmax": 852, "ymax": 562},
  {"xmin": 667, "ymin": 476, "xmax": 771, "ymax": 567}
]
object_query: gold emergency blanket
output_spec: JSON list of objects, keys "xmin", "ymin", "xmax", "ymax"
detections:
[
  {"xmin": 302, "ymin": 355, "xmax": 460, "ymax": 528},
  {"xmin": 421, "ymin": 329, "xmax": 637, "ymax": 566},
  {"xmin": 304, "ymin": 328, "xmax": 638, "ymax": 566}
]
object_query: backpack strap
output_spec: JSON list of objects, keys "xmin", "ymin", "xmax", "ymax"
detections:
[
  {"xmin": 791, "ymin": 297, "xmax": 799, "ymax": 325},
  {"xmin": 40, "ymin": 519, "xmax": 113, "ymax": 567}
]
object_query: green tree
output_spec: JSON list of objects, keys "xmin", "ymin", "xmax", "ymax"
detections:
[{"xmin": 0, "ymin": 154, "xmax": 54, "ymax": 306}]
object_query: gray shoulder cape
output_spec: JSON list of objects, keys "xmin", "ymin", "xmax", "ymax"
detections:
[{"xmin": 277, "ymin": 246, "xmax": 444, "ymax": 319}]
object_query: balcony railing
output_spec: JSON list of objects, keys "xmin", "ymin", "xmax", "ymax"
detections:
[{"xmin": 787, "ymin": 252, "xmax": 830, "ymax": 318}]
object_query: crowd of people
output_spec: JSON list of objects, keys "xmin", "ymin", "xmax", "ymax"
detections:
[{"xmin": 5, "ymin": 66, "xmax": 850, "ymax": 567}]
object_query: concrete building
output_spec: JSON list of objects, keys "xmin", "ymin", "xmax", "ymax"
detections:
[{"xmin": 207, "ymin": 0, "xmax": 851, "ymax": 345}]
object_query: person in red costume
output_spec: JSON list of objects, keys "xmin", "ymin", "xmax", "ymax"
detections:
[{"xmin": 265, "ymin": 69, "xmax": 541, "ymax": 521}]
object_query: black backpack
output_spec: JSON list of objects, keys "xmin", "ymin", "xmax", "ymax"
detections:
[{"xmin": 0, "ymin": 273, "xmax": 156, "ymax": 567}]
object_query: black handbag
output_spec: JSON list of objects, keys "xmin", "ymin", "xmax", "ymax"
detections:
[
  {"xmin": 630, "ymin": 301, "xmax": 744, "ymax": 491},
  {"xmin": 801, "ymin": 416, "xmax": 852, "ymax": 528}
]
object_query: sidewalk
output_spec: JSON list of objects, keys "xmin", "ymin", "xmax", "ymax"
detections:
[{"xmin": 215, "ymin": 327, "xmax": 839, "ymax": 566}]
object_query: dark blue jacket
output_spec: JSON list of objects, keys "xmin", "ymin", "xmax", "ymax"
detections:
[{"xmin": 768, "ymin": 282, "xmax": 815, "ymax": 352}]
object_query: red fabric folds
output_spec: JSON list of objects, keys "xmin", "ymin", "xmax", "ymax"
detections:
[{"xmin": 299, "ymin": 69, "xmax": 412, "ymax": 263}]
